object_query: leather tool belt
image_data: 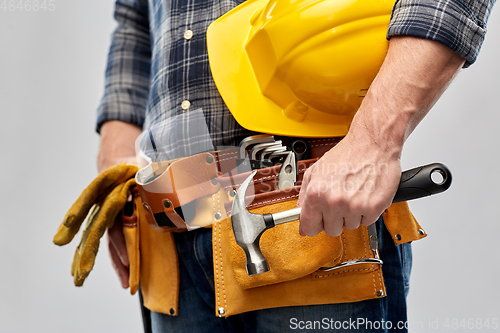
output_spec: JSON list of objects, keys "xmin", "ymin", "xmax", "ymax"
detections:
[
  {"xmin": 135, "ymin": 137, "xmax": 342, "ymax": 233},
  {"xmin": 130, "ymin": 137, "xmax": 427, "ymax": 317}
]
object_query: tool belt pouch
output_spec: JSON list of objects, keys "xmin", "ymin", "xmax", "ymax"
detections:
[
  {"xmin": 220, "ymin": 158, "xmax": 345, "ymax": 289},
  {"xmin": 127, "ymin": 148, "xmax": 425, "ymax": 316},
  {"xmin": 218, "ymin": 155, "xmax": 427, "ymax": 291},
  {"xmin": 122, "ymin": 190, "xmax": 182, "ymax": 313}
]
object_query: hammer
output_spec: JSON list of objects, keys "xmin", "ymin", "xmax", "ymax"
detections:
[{"xmin": 231, "ymin": 163, "xmax": 452, "ymax": 275}]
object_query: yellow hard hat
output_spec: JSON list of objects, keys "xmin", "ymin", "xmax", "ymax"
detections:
[{"xmin": 207, "ymin": 0, "xmax": 393, "ymax": 137}]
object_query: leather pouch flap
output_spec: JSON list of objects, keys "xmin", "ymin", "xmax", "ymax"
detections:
[
  {"xmin": 136, "ymin": 153, "xmax": 219, "ymax": 212},
  {"xmin": 135, "ymin": 153, "xmax": 220, "ymax": 231},
  {"xmin": 214, "ymin": 202, "xmax": 385, "ymax": 317},
  {"xmin": 383, "ymin": 201, "xmax": 427, "ymax": 244}
]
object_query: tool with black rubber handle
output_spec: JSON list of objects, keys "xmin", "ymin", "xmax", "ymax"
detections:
[
  {"xmin": 392, "ymin": 163, "xmax": 451, "ymax": 203},
  {"xmin": 265, "ymin": 163, "xmax": 452, "ymax": 226},
  {"xmin": 231, "ymin": 162, "xmax": 452, "ymax": 275}
]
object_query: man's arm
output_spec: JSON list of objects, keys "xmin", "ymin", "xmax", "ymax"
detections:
[
  {"xmin": 297, "ymin": 0, "xmax": 497, "ymax": 237},
  {"xmin": 297, "ymin": 36, "xmax": 464, "ymax": 237},
  {"xmin": 97, "ymin": 0, "xmax": 150, "ymax": 288},
  {"xmin": 98, "ymin": 121, "xmax": 142, "ymax": 289},
  {"xmin": 96, "ymin": 0, "xmax": 150, "ymax": 133}
]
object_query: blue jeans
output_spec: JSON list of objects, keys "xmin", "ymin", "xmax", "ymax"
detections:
[{"xmin": 146, "ymin": 217, "xmax": 412, "ymax": 332}]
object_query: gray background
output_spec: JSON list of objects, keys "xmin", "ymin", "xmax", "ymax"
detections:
[{"xmin": 0, "ymin": 1, "xmax": 499, "ymax": 332}]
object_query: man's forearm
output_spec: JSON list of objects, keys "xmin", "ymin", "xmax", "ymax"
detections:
[
  {"xmin": 97, "ymin": 121, "xmax": 143, "ymax": 173},
  {"xmin": 97, "ymin": 120, "xmax": 142, "ymax": 289},
  {"xmin": 298, "ymin": 36, "xmax": 466, "ymax": 236},
  {"xmin": 347, "ymin": 35, "xmax": 465, "ymax": 156}
]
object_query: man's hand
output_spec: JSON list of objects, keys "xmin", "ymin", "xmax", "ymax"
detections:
[
  {"xmin": 107, "ymin": 215, "xmax": 131, "ymax": 289},
  {"xmin": 98, "ymin": 121, "xmax": 142, "ymax": 288},
  {"xmin": 297, "ymin": 36, "xmax": 465, "ymax": 237},
  {"xmin": 298, "ymin": 134, "xmax": 401, "ymax": 237}
]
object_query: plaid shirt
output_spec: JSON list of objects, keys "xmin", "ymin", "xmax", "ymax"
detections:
[{"xmin": 97, "ymin": 0, "xmax": 495, "ymax": 161}]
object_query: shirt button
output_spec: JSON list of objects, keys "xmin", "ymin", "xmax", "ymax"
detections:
[
  {"xmin": 181, "ymin": 100, "xmax": 191, "ymax": 110},
  {"xmin": 184, "ymin": 30, "xmax": 193, "ymax": 40}
]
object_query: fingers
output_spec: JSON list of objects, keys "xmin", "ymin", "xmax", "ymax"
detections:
[
  {"xmin": 360, "ymin": 212, "xmax": 383, "ymax": 227},
  {"xmin": 341, "ymin": 202, "xmax": 374, "ymax": 231},
  {"xmin": 107, "ymin": 221, "xmax": 130, "ymax": 289},
  {"xmin": 321, "ymin": 213, "xmax": 344, "ymax": 237},
  {"xmin": 300, "ymin": 194, "xmax": 387, "ymax": 237},
  {"xmin": 298, "ymin": 177, "xmax": 389, "ymax": 237},
  {"xmin": 108, "ymin": 219, "xmax": 129, "ymax": 267},
  {"xmin": 296, "ymin": 164, "xmax": 312, "ymax": 208},
  {"xmin": 108, "ymin": 236, "xmax": 130, "ymax": 289},
  {"xmin": 341, "ymin": 214, "xmax": 362, "ymax": 231},
  {"xmin": 298, "ymin": 206, "xmax": 323, "ymax": 237},
  {"xmin": 298, "ymin": 176, "xmax": 329, "ymax": 237}
]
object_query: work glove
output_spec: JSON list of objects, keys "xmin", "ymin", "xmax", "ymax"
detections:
[{"xmin": 53, "ymin": 163, "xmax": 138, "ymax": 286}]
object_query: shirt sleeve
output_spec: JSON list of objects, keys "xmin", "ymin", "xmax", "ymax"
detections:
[
  {"xmin": 96, "ymin": 0, "xmax": 151, "ymax": 133},
  {"xmin": 387, "ymin": 0, "xmax": 496, "ymax": 67}
]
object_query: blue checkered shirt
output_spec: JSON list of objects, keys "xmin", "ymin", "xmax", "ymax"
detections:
[{"xmin": 97, "ymin": 0, "xmax": 496, "ymax": 161}]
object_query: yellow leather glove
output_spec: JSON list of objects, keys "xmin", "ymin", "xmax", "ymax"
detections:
[{"xmin": 53, "ymin": 163, "xmax": 138, "ymax": 286}]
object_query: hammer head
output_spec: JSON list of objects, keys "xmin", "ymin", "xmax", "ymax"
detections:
[{"xmin": 231, "ymin": 171, "xmax": 271, "ymax": 275}]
